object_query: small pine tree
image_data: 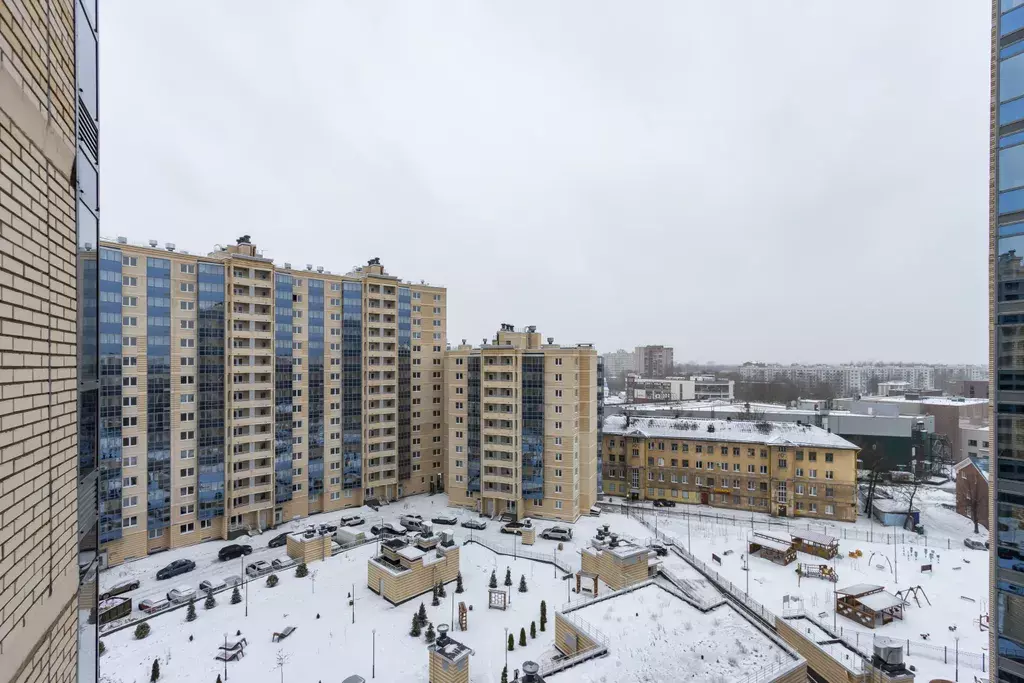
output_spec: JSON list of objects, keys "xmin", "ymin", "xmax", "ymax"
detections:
[
  {"xmin": 500, "ymin": 664, "xmax": 508, "ymax": 683},
  {"xmin": 425, "ymin": 622, "xmax": 436, "ymax": 644},
  {"xmin": 437, "ymin": 581, "xmax": 446, "ymax": 598},
  {"xmin": 230, "ymin": 586, "xmax": 241, "ymax": 604},
  {"xmin": 295, "ymin": 562, "xmax": 309, "ymax": 578},
  {"xmin": 530, "ymin": 621, "xmax": 537, "ymax": 639},
  {"xmin": 266, "ymin": 574, "xmax": 279, "ymax": 587},
  {"xmin": 185, "ymin": 598, "xmax": 197, "ymax": 622},
  {"xmin": 540, "ymin": 600, "xmax": 547, "ymax": 631},
  {"xmin": 519, "ymin": 627, "xmax": 527, "ymax": 647},
  {"xmin": 204, "ymin": 591, "xmax": 216, "ymax": 610},
  {"xmin": 518, "ymin": 574, "xmax": 527, "ymax": 593},
  {"xmin": 504, "ymin": 567, "xmax": 513, "ymax": 587},
  {"xmin": 508, "ymin": 633, "xmax": 515, "ymax": 651},
  {"xmin": 417, "ymin": 601, "xmax": 428, "ymax": 627},
  {"xmin": 489, "ymin": 570, "xmax": 497, "ymax": 589},
  {"xmin": 150, "ymin": 658, "xmax": 160, "ymax": 682},
  {"xmin": 410, "ymin": 612, "xmax": 422, "ymax": 637},
  {"xmin": 98, "ymin": 639, "xmax": 106, "ymax": 656},
  {"xmin": 431, "ymin": 585, "xmax": 440, "ymax": 607},
  {"xmin": 455, "ymin": 571, "xmax": 464, "ymax": 593},
  {"xmin": 134, "ymin": 622, "xmax": 151, "ymax": 639},
  {"xmin": 217, "ymin": 676, "xmax": 222, "ymax": 683}
]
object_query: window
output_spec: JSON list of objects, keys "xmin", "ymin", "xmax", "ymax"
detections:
[
  {"xmin": 122, "ymin": 516, "xmax": 138, "ymax": 528},
  {"xmin": 180, "ymin": 263, "xmax": 195, "ymax": 274},
  {"xmin": 808, "ymin": 452, "xmax": 817, "ymax": 461},
  {"xmin": 123, "ymin": 476, "xmax": 138, "ymax": 487},
  {"xmin": 554, "ymin": 374, "xmax": 562, "ymax": 382},
  {"xmin": 555, "ymin": 358, "xmax": 563, "ymax": 366},
  {"xmin": 148, "ymin": 528, "xmax": 163, "ymax": 540},
  {"xmin": 122, "ymin": 416, "xmax": 138, "ymax": 428},
  {"xmin": 809, "ymin": 469, "xmax": 817, "ymax": 478},
  {"xmin": 825, "ymin": 470, "xmax": 834, "ymax": 480},
  {"xmin": 759, "ymin": 465, "xmax": 768, "ymax": 474},
  {"xmin": 201, "ymin": 519, "xmax": 212, "ymax": 530},
  {"xmin": 122, "ymin": 275, "xmax": 137, "ymax": 287},
  {"xmin": 825, "ymin": 453, "xmax": 834, "ymax": 463},
  {"xmin": 122, "ymin": 376, "xmax": 137, "ymax": 387},
  {"xmin": 180, "ymin": 338, "xmax": 195, "ymax": 348},
  {"xmin": 825, "ymin": 504, "xmax": 834, "ymax": 516},
  {"xmin": 122, "ymin": 336, "xmax": 137, "ymax": 347},
  {"xmin": 122, "ymin": 456, "xmax": 138, "ymax": 467},
  {"xmin": 180, "ymin": 486, "xmax": 195, "ymax": 496},
  {"xmin": 747, "ymin": 464, "xmax": 754, "ymax": 473},
  {"xmin": 122, "ymin": 436, "xmax": 138, "ymax": 447},
  {"xmin": 122, "ymin": 255, "xmax": 137, "ymax": 267},
  {"xmin": 124, "ymin": 296, "xmax": 137, "ymax": 307},
  {"xmin": 180, "ymin": 319, "xmax": 195, "ymax": 329},
  {"xmin": 554, "ymin": 500, "xmax": 563, "ymax": 510},
  {"xmin": 122, "ymin": 495, "xmax": 138, "ymax": 508},
  {"xmin": 180, "ymin": 282, "xmax": 195, "ymax": 293},
  {"xmin": 555, "ymin": 468, "xmax": 563, "ymax": 477},
  {"xmin": 777, "ymin": 459, "xmax": 787, "ymax": 469},
  {"xmin": 179, "ymin": 504, "xmax": 195, "ymax": 515},
  {"xmin": 180, "ymin": 523, "xmax": 195, "ymax": 534},
  {"xmin": 180, "ymin": 467, "xmax": 195, "ymax": 477},
  {"xmin": 180, "ymin": 357, "xmax": 195, "ymax": 366},
  {"xmin": 180, "ymin": 394, "xmax": 195, "ymax": 404},
  {"xmin": 122, "ymin": 316, "xmax": 137, "ymax": 326}
]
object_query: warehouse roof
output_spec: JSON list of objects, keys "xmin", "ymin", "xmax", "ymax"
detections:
[{"xmin": 603, "ymin": 415, "xmax": 859, "ymax": 450}]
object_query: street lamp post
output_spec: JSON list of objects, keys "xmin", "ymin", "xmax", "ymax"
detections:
[
  {"xmin": 372, "ymin": 629, "xmax": 376, "ymax": 679},
  {"xmin": 505, "ymin": 627, "xmax": 509, "ymax": 670}
]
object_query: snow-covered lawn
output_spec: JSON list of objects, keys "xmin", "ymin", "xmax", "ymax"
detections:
[{"xmin": 560, "ymin": 584, "xmax": 792, "ymax": 683}]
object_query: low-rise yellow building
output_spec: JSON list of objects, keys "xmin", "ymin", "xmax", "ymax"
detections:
[
  {"xmin": 602, "ymin": 415, "xmax": 859, "ymax": 521},
  {"xmin": 367, "ymin": 536, "xmax": 460, "ymax": 605},
  {"xmin": 580, "ymin": 536, "xmax": 659, "ymax": 591}
]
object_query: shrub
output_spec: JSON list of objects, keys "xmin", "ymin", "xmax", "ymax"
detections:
[
  {"xmin": 518, "ymin": 575, "xmax": 527, "ymax": 593},
  {"xmin": 455, "ymin": 572, "xmax": 464, "ymax": 594},
  {"xmin": 150, "ymin": 658, "xmax": 160, "ymax": 682},
  {"xmin": 540, "ymin": 600, "xmax": 547, "ymax": 631},
  {"xmin": 266, "ymin": 574, "xmax": 279, "ymax": 588},
  {"xmin": 437, "ymin": 581, "xmax": 446, "ymax": 598},
  {"xmin": 98, "ymin": 639, "xmax": 105, "ymax": 656},
  {"xmin": 134, "ymin": 622, "xmax": 151, "ymax": 639},
  {"xmin": 295, "ymin": 562, "xmax": 309, "ymax": 578},
  {"xmin": 230, "ymin": 586, "xmax": 241, "ymax": 604},
  {"xmin": 431, "ymin": 585, "xmax": 440, "ymax": 607},
  {"xmin": 504, "ymin": 567, "xmax": 512, "ymax": 587},
  {"xmin": 417, "ymin": 602, "xmax": 428, "ymax": 627},
  {"xmin": 500, "ymin": 665, "xmax": 508, "ymax": 683},
  {"xmin": 507, "ymin": 634, "xmax": 514, "ymax": 651},
  {"xmin": 185, "ymin": 598, "xmax": 197, "ymax": 622},
  {"xmin": 489, "ymin": 570, "xmax": 497, "ymax": 589},
  {"xmin": 204, "ymin": 591, "xmax": 216, "ymax": 610},
  {"xmin": 425, "ymin": 622, "xmax": 436, "ymax": 644},
  {"xmin": 530, "ymin": 621, "xmax": 536, "ymax": 639},
  {"xmin": 410, "ymin": 612, "xmax": 422, "ymax": 637},
  {"xmin": 519, "ymin": 627, "xmax": 527, "ymax": 647}
]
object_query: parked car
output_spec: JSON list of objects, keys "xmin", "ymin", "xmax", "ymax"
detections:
[
  {"xmin": 659, "ymin": 499, "xmax": 676, "ymax": 508},
  {"xmin": 431, "ymin": 514, "xmax": 458, "ymax": 525},
  {"xmin": 271, "ymin": 556, "xmax": 296, "ymax": 571},
  {"xmin": 652, "ymin": 499, "xmax": 664, "ymax": 507},
  {"xmin": 650, "ymin": 543, "xmax": 669, "ymax": 557},
  {"xmin": 166, "ymin": 585, "xmax": 197, "ymax": 604},
  {"xmin": 268, "ymin": 532, "xmax": 289, "ymax": 548},
  {"xmin": 380, "ymin": 522, "xmax": 407, "ymax": 538},
  {"xmin": 245, "ymin": 560, "xmax": 272, "ymax": 578},
  {"xmin": 100, "ymin": 579, "xmax": 140, "ymax": 600},
  {"xmin": 199, "ymin": 578, "xmax": 227, "ymax": 593},
  {"xmin": 400, "ymin": 515, "xmax": 426, "ymax": 531},
  {"xmin": 139, "ymin": 598, "xmax": 169, "ymax": 614},
  {"xmin": 540, "ymin": 526, "xmax": 573, "ymax": 541},
  {"xmin": 341, "ymin": 515, "xmax": 365, "ymax": 526},
  {"xmin": 218, "ymin": 544, "xmax": 253, "ymax": 561},
  {"xmin": 223, "ymin": 575, "xmax": 243, "ymax": 588},
  {"xmin": 156, "ymin": 559, "xmax": 196, "ymax": 581},
  {"xmin": 461, "ymin": 518, "xmax": 487, "ymax": 530},
  {"xmin": 965, "ymin": 537, "xmax": 989, "ymax": 550},
  {"xmin": 501, "ymin": 520, "xmax": 532, "ymax": 535}
]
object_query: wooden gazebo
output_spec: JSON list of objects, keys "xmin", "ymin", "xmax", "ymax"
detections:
[
  {"xmin": 835, "ymin": 584, "xmax": 904, "ymax": 629},
  {"xmin": 747, "ymin": 531, "xmax": 796, "ymax": 566},
  {"xmin": 791, "ymin": 530, "xmax": 839, "ymax": 559}
]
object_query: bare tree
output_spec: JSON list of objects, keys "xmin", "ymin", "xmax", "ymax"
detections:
[
  {"xmin": 964, "ymin": 473, "xmax": 987, "ymax": 534},
  {"xmin": 276, "ymin": 650, "xmax": 290, "ymax": 683},
  {"xmin": 891, "ymin": 478, "xmax": 922, "ymax": 531},
  {"xmin": 860, "ymin": 444, "xmax": 888, "ymax": 520}
]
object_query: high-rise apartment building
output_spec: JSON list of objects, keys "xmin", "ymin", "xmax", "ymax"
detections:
[
  {"xmin": 993, "ymin": 3, "xmax": 1024, "ymax": 678},
  {"xmin": 445, "ymin": 325, "xmax": 599, "ymax": 522},
  {"xmin": 85, "ymin": 239, "xmax": 446, "ymax": 566},
  {"xmin": 0, "ymin": 2, "xmax": 87, "ymax": 682},
  {"xmin": 633, "ymin": 345, "xmax": 674, "ymax": 378},
  {"xmin": 602, "ymin": 349, "xmax": 635, "ymax": 378}
]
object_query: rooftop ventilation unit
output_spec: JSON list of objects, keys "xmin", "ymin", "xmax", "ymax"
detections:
[
  {"xmin": 284, "ymin": 263, "xmax": 291, "ymax": 269},
  {"xmin": 165, "ymin": 243, "xmax": 176, "ymax": 251},
  {"xmin": 317, "ymin": 266, "xmax": 324, "ymax": 273},
  {"xmin": 83, "ymin": 242, "xmax": 93, "ymax": 251},
  {"xmin": 149, "ymin": 240, "xmax": 158, "ymax": 248},
  {"xmin": 547, "ymin": 337, "xmax": 554, "ymax": 344},
  {"xmin": 116, "ymin": 236, "xmax": 128, "ymax": 244},
  {"xmin": 872, "ymin": 638, "xmax": 906, "ymax": 674},
  {"xmin": 306, "ymin": 264, "xmax": 313, "ymax": 271}
]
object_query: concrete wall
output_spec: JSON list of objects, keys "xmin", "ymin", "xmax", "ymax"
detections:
[
  {"xmin": 777, "ymin": 618, "xmax": 859, "ymax": 683},
  {"xmin": 0, "ymin": 1, "xmax": 80, "ymax": 681}
]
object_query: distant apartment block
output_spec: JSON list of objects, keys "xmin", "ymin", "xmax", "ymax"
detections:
[
  {"xmin": 445, "ymin": 325, "xmax": 599, "ymax": 522},
  {"xmin": 739, "ymin": 363, "xmax": 943, "ymax": 394},
  {"xmin": 625, "ymin": 374, "xmax": 734, "ymax": 403},
  {"xmin": 602, "ymin": 415, "xmax": 859, "ymax": 521},
  {"xmin": 86, "ymin": 238, "xmax": 446, "ymax": 566},
  {"xmin": 601, "ymin": 349, "xmax": 635, "ymax": 378},
  {"xmin": 633, "ymin": 345, "xmax": 674, "ymax": 378}
]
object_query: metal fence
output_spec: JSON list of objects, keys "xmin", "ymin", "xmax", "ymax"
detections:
[
  {"xmin": 600, "ymin": 501, "xmax": 968, "ymax": 551},
  {"xmin": 462, "ymin": 536, "xmax": 573, "ymax": 574}
]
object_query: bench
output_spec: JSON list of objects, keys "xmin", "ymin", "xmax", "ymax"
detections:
[
  {"xmin": 272, "ymin": 626, "xmax": 296, "ymax": 642},
  {"xmin": 215, "ymin": 648, "xmax": 244, "ymax": 662}
]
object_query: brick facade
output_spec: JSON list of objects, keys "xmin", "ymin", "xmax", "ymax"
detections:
[{"xmin": 0, "ymin": 1, "xmax": 80, "ymax": 682}]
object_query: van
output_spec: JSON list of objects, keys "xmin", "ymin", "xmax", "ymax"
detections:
[
  {"xmin": 335, "ymin": 527, "xmax": 367, "ymax": 545},
  {"xmin": 400, "ymin": 515, "xmax": 425, "ymax": 532},
  {"xmin": 167, "ymin": 585, "xmax": 196, "ymax": 604}
]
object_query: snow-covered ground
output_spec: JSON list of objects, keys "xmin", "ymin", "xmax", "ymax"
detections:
[{"xmin": 560, "ymin": 585, "xmax": 792, "ymax": 683}]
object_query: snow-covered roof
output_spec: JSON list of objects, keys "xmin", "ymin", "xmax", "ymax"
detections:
[
  {"xmin": 866, "ymin": 395, "xmax": 987, "ymax": 407},
  {"xmin": 432, "ymin": 636, "xmax": 473, "ymax": 663},
  {"xmin": 396, "ymin": 546, "xmax": 425, "ymax": 561},
  {"xmin": 603, "ymin": 415, "xmax": 859, "ymax": 450},
  {"xmin": 836, "ymin": 583, "xmax": 883, "ymax": 597},
  {"xmin": 954, "ymin": 456, "xmax": 989, "ymax": 482},
  {"xmin": 856, "ymin": 591, "xmax": 904, "ymax": 612},
  {"xmin": 750, "ymin": 536, "xmax": 792, "ymax": 553},
  {"xmin": 869, "ymin": 498, "xmax": 918, "ymax": 514},
  {"xmin": 793, "ymin": 530, "xmax": 838, "ymax": 546}
]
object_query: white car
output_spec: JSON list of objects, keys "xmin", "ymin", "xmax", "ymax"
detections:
[
  {"xmin": 245, "ymin": 560, "xmax": 272, "ymax": 578},
  {"xmin": 166, "ymin": 585, "xmax": 196, "ymax": 604},
  {"xmin": 271, "ymin": 556, "xmax": 296, "ymax": 571},
  {"xmin": 341, "ymin": 515, "xmax": 365, "ymax": 526},
  {"xmin": 199, "ymin": 578, "xmax": 227, "ymax": 593}
]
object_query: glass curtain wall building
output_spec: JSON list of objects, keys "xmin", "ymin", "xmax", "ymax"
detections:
[{"xmin": 994, "ymin": 2, "xmax": 1024, "ymax": 680}]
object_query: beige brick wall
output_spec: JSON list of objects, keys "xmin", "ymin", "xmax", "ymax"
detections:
[{"xmin": 0, "ymin": 1, "xmax": 79, "ymax": 681}]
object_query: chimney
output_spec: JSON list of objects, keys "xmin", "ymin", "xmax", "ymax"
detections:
[
  {"xmin": 436, "ymin": 623, "xmax": 449, "ymax": 645},
  {"xmin": 521, "ymin": 661, "xmax": 544, "ymax": 683}
]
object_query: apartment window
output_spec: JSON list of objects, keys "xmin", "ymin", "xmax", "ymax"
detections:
[
  {"xmin": 122, "ymin": 275, "xmax": 137, "ymax": 287},
  {"xmin": 747, "ymin": 464, "xmax": 754, "ymax": 473},
  {"xmin": 180, "ymin": 523, "xmax": 195, "ymax": 534},
  {"xmin": 123, "ymin": 476, "xmax": 138, "ymax": 487},
  {"xmin": 554, "ymin": 500, "xmax": 562, "ymax": 510},
  {"xmin": 180, "ymin": 338, "xmax": 195, "ymax": 348},
  {"xmin": 122, "ymin": 416, "xmax": 137, "ymax": 427},
  {"xmin": 122, "ymin": 456, "xmax": 138, "ymax": 467},
  {"xmin": 682, "ymin": 444, "xmax": 689, "ymax": 453},
  {"xmin": 795, "ymin": 468, "xmax": 804, "ymax": 477},
  {"xmin": 293, "ymin": 467, "xmax": 303, "ymax": 476},
  {"xmin": 292, "ymin": 483, "xmax": 303, "ymax": 492},
  {"xmin": 554, "ymin": 452, "xmax": 563, "ymax": 461},
  {"xmin": 554, "ymin": 373, "xmax": 562, "ymax": 381},
  {"xmin": 825, "ymin": 504, "xmax": 834, "ymax": 516},
  {"xmin": 122, "ymin": 336, "xmax": 137, "ymax": 347},
  {"xmin": 179, "ymin": 300, "xmax": 195, "ymax": 311},
  {"xmin": 122, "ymin": 255, "xmax": 137, "ymax": 267},
  {"xmin": 124, "ymin": 296, "xmax": 138, "ymax": 307},
  {"xmin": 720, "ymin": 446, "xmax": 728, "ymax": 455},
  {"xmin": 122, "ymin": 495, "xmax": 138, "ymax": 508},
  {"xmin": 825, "ymin": 470, "xmax": 834, "ymax": 480},
  {"xmin": 180, "ymin": 282, "xmax": 195, "ymax": 293},
  {"xmin": 553, "ymin": 405, "xmax": 563, "ymax": 414},
  {"xmin": 122, "ymin": 315, "xmax": 137, "ymax": 326},
  {"xmin": 695, "ymin": 445, "xmax": 703, "ymax": 454},
  {"xmin": 123, "ymin": 516, "xmax": 138, "ymax": 529},
  {"xmin": 825, "ymin": 487, "xmax": 834, "ymax": 498},
  {"xmin": 808, "ymin": 452, "xmax": 817, "ymax": 461},
  {"xmin": 180, "ymin": 357, "xmax": 195, "ymax": 366},
  {"xmin": 201, "ymin": 519, "xmax": 212, "ymax": 530},
  {"xmin": 777, "ymin": 459, "xmax": 787, "ymax": 469},
  {"xmin": 180, "ymin": 375, "xmax": 195, "ymax": 385},
  {"xmin": 148, "ymin": 529, "xmax": 163, "ymax": 540},
  {"xmin": 733, "ymin": 463, "xmax": 740, "ymax": 472},
  {"xmin": 180, "ymin": 467, "xmax": 195, "ymax": 477},
  {"xmin": 825, "ymin": 453, "xmax": 834, "ymax": 463},
  {"xmin": 181, "ymin": 394, "xmax": 195, "ymax": 404},
  {"xmin": 759, "ymin": 465, "xmax": 768, "ymax": 474},
  {"xmin": 180, "ymin": 319, "xmax": 195, "ymax": 330},
  {"xmin": 809, "ymin": 469, "xmax": 817, "ymax": 478},
  {"xmin": 180, "ymin": 263, "xmax": 195, "ymax": 274},
  {"xmin": 555, "ymin": 469, "xmax": 563, "ymax": 477},
  {"xmin": 733, "ymin": 447, "xmax": 740, "ymax": 456},
  {"xmin": 180, "ymin": 504, "xmax": 195, "ymax": 515},
  {"xmin": 180, "ymin": 486, "xmax": 195, "ymax": 496},
  {"xmin": 121, "ymin": 435, "xmax": 138, "ymax": 447},
  {"xmin": 180, "ymin": 411, "xmax": 195, "ymax": 422},
  {"xmin": 554, "ymin": 421, "xmax": 562, "ymax": 430}
]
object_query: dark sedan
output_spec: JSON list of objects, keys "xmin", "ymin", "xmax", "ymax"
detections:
[
  {"xmin": 268, "ymin": 533, "xmax": 289, "ymax": 548},
  {"xmin": 155, "ymin": 559, "xmax": 196, "ymax": 581},
  {"xmin": 218, "ymin": 544, "xmax": 253, "ymax": 561}
]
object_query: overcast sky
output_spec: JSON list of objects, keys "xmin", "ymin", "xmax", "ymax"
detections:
[{"xmin": 100, "ymin": 1, "xmax": 990, "ymax": 365}]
